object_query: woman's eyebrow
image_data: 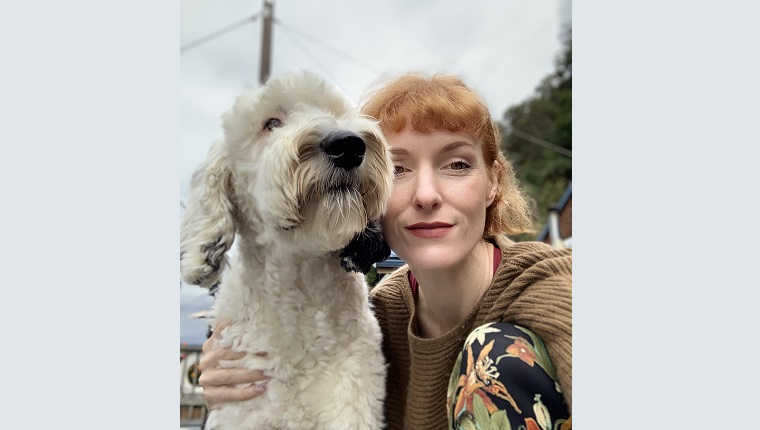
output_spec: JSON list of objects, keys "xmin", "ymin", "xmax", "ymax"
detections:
[
  {"xmin": 389, "ymin": 141, "xmax": 474, "ymax": 157},
  {"xmin": 442, "ymin": 141, "xmax": 475, "ymax": 152}
]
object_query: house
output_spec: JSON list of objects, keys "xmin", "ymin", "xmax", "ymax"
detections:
[{"xmin": 375, "ymin": 250, "xmax": 405, "ymax": 279}]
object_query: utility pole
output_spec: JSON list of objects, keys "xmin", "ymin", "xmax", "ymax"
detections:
[{"xmin": 259, "ymin": 0, "xmax": 274, "ymax": 86}]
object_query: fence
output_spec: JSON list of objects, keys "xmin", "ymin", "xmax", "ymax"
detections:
[{"xmin": 180, "ymin": 345, "xmax": 208, "ymax": 428}]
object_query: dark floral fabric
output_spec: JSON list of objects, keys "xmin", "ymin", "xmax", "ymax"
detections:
[{"xmin": 447, "ymin": 322, "xmax": 571, "ymax": 430}]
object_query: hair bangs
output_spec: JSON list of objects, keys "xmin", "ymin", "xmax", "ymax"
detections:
[{"xmin": 363, "ymin": 75, "xmax": 491, "ymax": 142}]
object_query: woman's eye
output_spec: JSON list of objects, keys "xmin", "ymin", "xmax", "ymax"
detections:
[
  {"xmin": 393, "ymin": 165, "xmax": 407, "ymax": 176},
  {"xmin": 264, "ymin": 118, "xmax": 282, "ymax": 131},
  {"xmin": 449, "ymin": 160, "xmax": 471, "ymax": 170}
]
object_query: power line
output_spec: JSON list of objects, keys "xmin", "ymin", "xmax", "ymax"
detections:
[
  {"xmin": 274, "ymin": 18, "xmax": 381, "ymax": 76},
  {"xmin": 180, "ymin": 13, "xmax": 260, "ymax": 53},
  {"xmin": 511, "ymin": 129, "xmax": 571, "ymax": 157},
  {"xmin": 276, "ymin": 21, "xmax": 341, "ymax": 85},
  {"xmin": 506, "ymin": 127, "xmax": 572, "ymax": 158}
]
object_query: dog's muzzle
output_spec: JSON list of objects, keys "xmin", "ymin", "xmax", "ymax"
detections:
[{"xmin": 322, "ymin": 130, "xmax": 366, "ymax": 170}]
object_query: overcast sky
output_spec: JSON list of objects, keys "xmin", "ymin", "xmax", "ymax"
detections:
[{"xmin": 179, "ymin": 0, "xmax": 571, "ymax": 345}]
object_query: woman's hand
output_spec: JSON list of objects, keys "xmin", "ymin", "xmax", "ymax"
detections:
[{"xmin": 197, "ymin": 320, "xmax": 270, "ymax": 410}]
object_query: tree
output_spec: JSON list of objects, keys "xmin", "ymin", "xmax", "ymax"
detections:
[
  {"xmin": 365, "ymin": 265, "xmax": 380, "ymax": 288},
  {"xmin": 500, "ymin": 26, "xmax": 572, "ymax": 241}
]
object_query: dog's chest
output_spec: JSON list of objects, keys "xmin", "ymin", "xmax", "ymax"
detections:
[{"xmin": 214, "ymin": 258, "xmax": 368, "ymax": 346}]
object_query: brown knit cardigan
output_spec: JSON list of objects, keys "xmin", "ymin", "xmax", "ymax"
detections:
[{"xmin": 369, "ymin": 237, "xmax": 572, "ymax": 430}]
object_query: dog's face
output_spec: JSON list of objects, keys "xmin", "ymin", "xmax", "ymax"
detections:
[
  {"xmin": 180, "ymin": 71, "xmax": 393, "ymax": 287},
  {"xmin": 227, "ymin": 71, "xmax": 392, "ymax": 250}
]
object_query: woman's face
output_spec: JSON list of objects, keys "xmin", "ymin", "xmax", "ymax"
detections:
[{"xmin": 382, "ymin": 127, "xmax": 497, "ymax": 271}]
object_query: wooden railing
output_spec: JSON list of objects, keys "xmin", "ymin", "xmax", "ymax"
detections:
[{"xmin": 180, "ymin": 345, "xmax": 207, "ymax": 428}]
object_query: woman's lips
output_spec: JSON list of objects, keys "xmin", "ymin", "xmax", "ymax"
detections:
[{"xmin": 405, "ymin": 222, "xmax": 453, "ymax": 238}]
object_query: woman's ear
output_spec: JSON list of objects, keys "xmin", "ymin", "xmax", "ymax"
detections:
[{"xmin": 486, "ymin": 160, "xmax": 499, "ymax": 206}]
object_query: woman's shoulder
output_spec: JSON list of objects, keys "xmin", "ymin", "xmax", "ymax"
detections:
[
  {"xmin": 496, "ymin": 236, "xmax": 571, "ymax": 260},
  {"xmin": 369, "ymin": 265, "xmax": 411, "ymax": 302},
  {"xmin": 495, "ymin": 235, "xmax": 570, "ymax": 254},
  {"xmin": 369, "ymin": 265, "xmax": 414, "ymax": 320}
]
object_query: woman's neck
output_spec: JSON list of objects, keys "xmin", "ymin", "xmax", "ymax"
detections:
[{"xmin": 413, "ymin": 240, "xmax": 494, "ymax": 339}]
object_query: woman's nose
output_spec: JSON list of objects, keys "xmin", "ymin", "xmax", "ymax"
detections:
[{"xmin": 412, "ymin": 167, "xmax": 442, "ymax": 209}]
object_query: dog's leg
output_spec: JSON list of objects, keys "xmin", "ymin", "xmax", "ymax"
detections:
[{"xmin": 339, "ymin": 219, "xmax": 391, "ymax": 274}]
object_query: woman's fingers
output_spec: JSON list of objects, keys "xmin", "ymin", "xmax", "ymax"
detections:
[
  {"xmin": 202, "ymin": 321, "xmax": 231, "ymax": 352},
  {"xmin": 196, "ymin": 319, "xmax": 270, "ymax": 409},
  {"xmin": 203, "ymin": 383, "xmax": 266, "ymax": 409},
  {"xmin": 198, "ymin": 367, "xmax": 269, "ymax": 387},
  {"xmin": 198, "ymin": 347, "xmax": 246, "ymax": 371},
  {"xmin": 198, "ymin": 363, "xmax": 270, "ymax": 409}
]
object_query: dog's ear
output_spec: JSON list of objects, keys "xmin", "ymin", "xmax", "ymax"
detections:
[
  {"xmin": 180, "ymin": 139, "xmax": 237, "ymax": 289},
  {"xmin": 339, "ymin": 219, "xmax": 391, "ymax": 274}
]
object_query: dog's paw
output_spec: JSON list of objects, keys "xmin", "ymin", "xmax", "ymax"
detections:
[
  {"xmin": 180, "ymin": 237, "xmax": 230, "ymax": 288},
  {"xmin": 200, "ymin": 236, "xmax": 229, "ymax": 278},
  {"xmin": 339, "ymin": 219, "xmax": 391, "ymax": 274}
]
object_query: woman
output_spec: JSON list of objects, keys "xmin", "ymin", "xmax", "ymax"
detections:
[
  {"xmin": 363, "ymin": 74, "xmax": 571, "ymax": 430},
  {"xmin": 198, "ymin": 74, "xmax": 572, "ymax": 430}
]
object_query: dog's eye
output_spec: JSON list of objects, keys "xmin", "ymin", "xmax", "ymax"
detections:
[{"xmin": 264, "ymin": 118, "xmax": 283, "ymax": 131}]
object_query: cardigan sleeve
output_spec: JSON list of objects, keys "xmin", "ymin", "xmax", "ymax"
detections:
[{"xmin": 501, "ymin": 251, "xmax": 573, "ymax": 410}]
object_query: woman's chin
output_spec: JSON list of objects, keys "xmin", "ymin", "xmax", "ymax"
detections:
[{"xmin": 402, "ymin": 247, "xmax": 468, "ymax": 272}]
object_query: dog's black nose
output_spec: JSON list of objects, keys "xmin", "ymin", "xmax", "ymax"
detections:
[{"xmin": 322, "ymin": 130, "xmax": 366, "ymax": 170}]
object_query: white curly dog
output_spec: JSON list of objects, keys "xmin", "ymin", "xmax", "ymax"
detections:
[{"xmin": 180, "ymin": 71, "xmax": 392, "ymax": 429}]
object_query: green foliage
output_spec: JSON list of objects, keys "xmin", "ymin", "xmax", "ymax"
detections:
[
  {"xmin": 365, "ymin": 265, "xmax": 379, "ymax": 289},
  {"xmin": 501, "ymin": 26, "xmax": 572, "ymax": 241}
]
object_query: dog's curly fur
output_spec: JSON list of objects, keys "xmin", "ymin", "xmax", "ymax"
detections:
[{"xmin": 180, "ymin": 71, "xmax": 392, "ymax": 429}]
